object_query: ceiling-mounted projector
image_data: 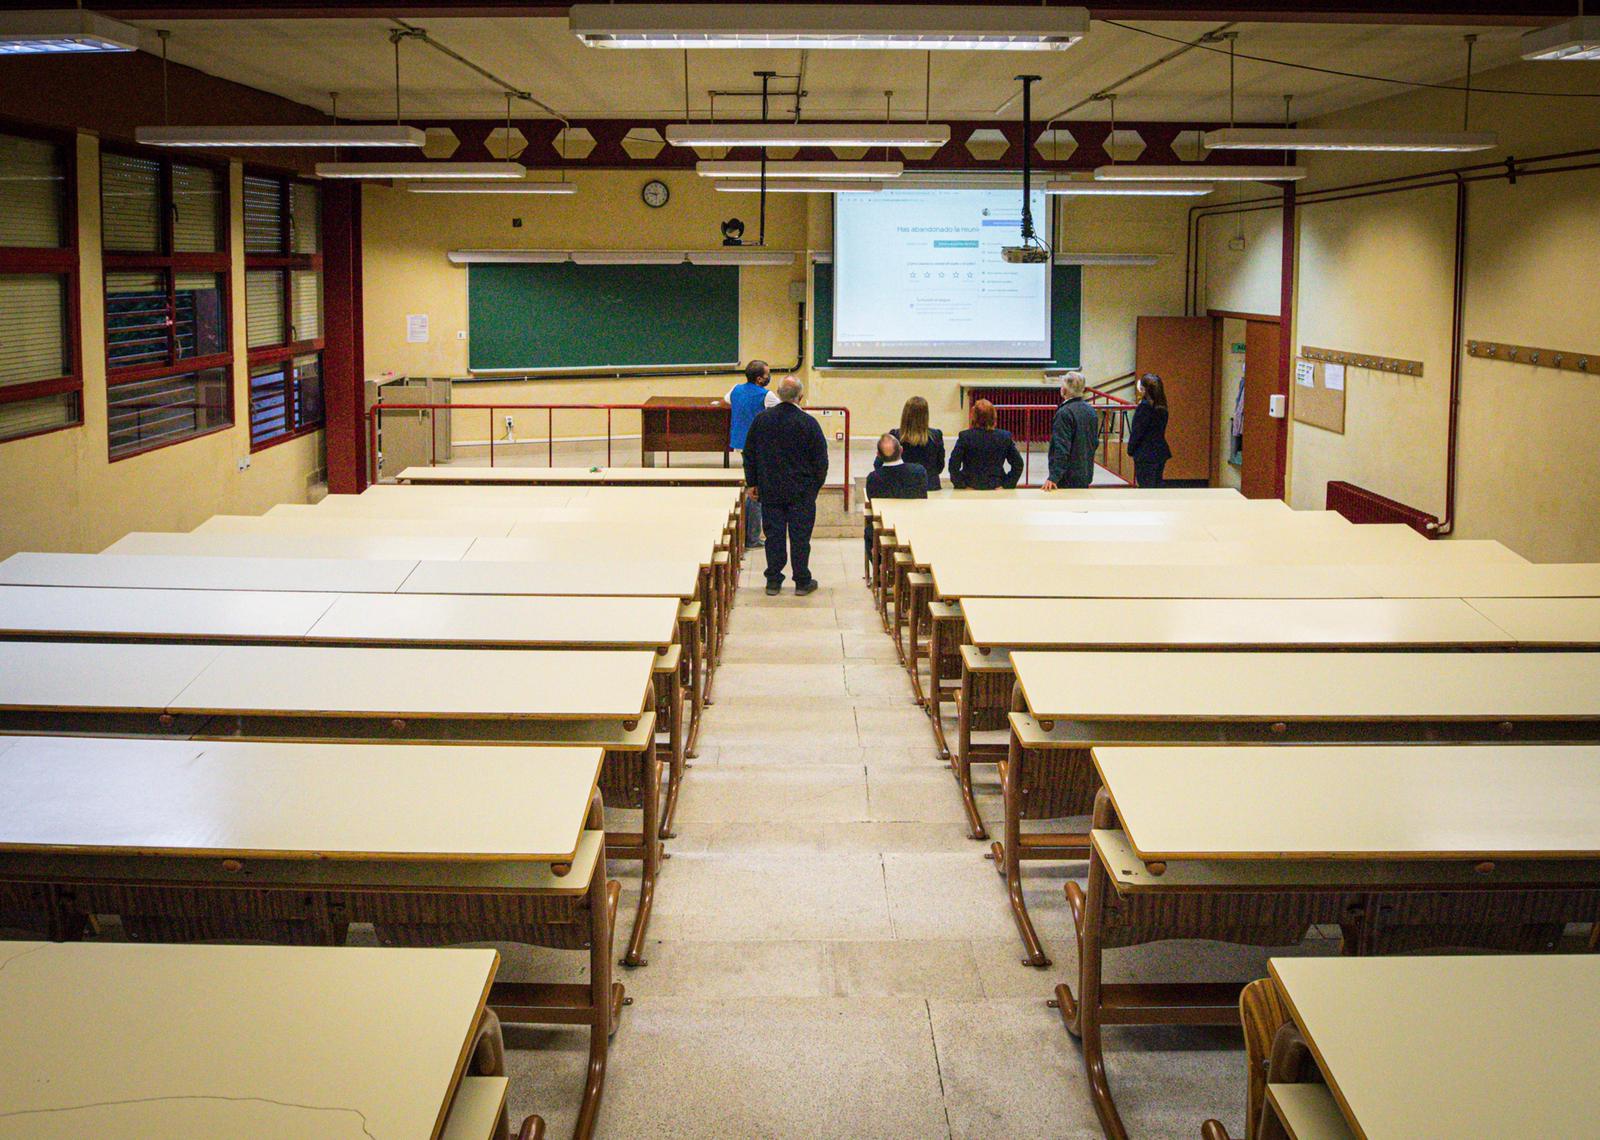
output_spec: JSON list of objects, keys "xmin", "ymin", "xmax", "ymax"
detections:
[{"xmin": 1001, "ymin": 245, "xmax": 1049, "ymax": 264}]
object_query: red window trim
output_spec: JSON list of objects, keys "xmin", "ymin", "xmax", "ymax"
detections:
[
  {"xmin": 0, "ymin": 119, "xmax": 82, "ymax": 445},
  {"xmin": 243, "ymin": 167, "xmax": 325, "ymax": 450},
  {"xmin": 99, "ymin": 145, "xmax": 235, "ymax": 461}
]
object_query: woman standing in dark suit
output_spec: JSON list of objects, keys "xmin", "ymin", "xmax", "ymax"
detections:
[
  {"xmin": 874, "ymin": 396, "xmax": 945, "ymax": 491},
  {"xmin": 948, "ymin": 399, "xmax": 1025, "ymax": 490},
  {"xmin": 1127, "ymin": 373, "xmax": 1173, "ymax": 488}
]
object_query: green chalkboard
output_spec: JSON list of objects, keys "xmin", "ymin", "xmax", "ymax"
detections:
[
  {"xmin": 467, "ymin": 262, "xmax": 741, "ymax": 372},
  {"xmin": 811, "ymin": 261, "xmax": 1081, "ymax": 370}
]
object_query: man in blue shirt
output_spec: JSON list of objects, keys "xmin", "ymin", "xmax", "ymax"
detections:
[{"xmin": 728, "ymin": 360, "xmax": 778, "ymax": 549}]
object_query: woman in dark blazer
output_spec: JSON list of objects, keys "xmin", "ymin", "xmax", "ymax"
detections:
[
  {"xmin": 948, "ymin": 399, "xmax": 1024, "ymax": 490},
  {"xmin": 873, "ymin": 396, "xmax": 945, "ymax": 491},
  {"xmin": 1127, "ymin": 373, "xmax": 1173, "ymax": 488}
]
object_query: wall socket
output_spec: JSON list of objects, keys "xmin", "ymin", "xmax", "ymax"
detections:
[{"xmin": 236, "ymin": 456, "xmax": 251, "ymax": 471}]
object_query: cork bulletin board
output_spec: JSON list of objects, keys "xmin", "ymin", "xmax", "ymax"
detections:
[{"xmin": 1291, "ymin": 356, "xmax": 1346, "ymax": 434}]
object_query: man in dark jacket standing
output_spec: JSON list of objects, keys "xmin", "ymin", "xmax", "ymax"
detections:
[
  {"xmin": 1043, "ymin": 370, "xmax": 1100, "ymax": 490},
  {"xmin": 743, "ymin": 376, "xmax": 830, "ymax": 596}
]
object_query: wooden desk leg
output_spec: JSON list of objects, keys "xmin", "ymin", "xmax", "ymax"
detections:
[
  {"xmin": 989, "ymin": 721, "xmax": 1051, "ymax": 968},
  {"xmin": 1051, "ymin": 850, "xmax": 1127, "ymax": 1140},
  {"xmin": 700, "ymin": 574, "xmax": 719, "ymax": 703},
  {"xmin": 892, "ymin": 571, "xmax": 910, "ymax": 665},
  {"xmin": 907, "ymin": 578, "xmax": 929, "ymax": 707},
  {"xmin": 926, "ymin": 614, "xmax": 953, "ymax": 760},
  {"xmin": 660, "ymin": 666, "xmax": 686, "ymax": 841},
  {"xmin": 683, "ymin": 617, "xmax": 706, "ymax": 756},
  {"xmin": 955, "ymin": 665, "xmax": 987, "ymax": 841},
  {"xmin": 622, "ymin": 712, "xmax": 663, "ymax": 969}
]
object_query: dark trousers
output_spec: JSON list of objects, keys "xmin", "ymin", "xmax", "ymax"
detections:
[
  {"xmin": 1134, "ymin": 458, "xmax": 1167, "ymax": 488},
  {"xmin": 763, "ymin": 498, "xmax": 816, "ymax": 587}
]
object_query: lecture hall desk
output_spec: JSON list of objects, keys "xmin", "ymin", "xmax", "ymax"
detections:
[
  {"xmin": 1255, "ymin": 954, "xmax": 1600, "ymax": 1140},
  {"xmin": 0, "ymin": 941, "xmax": 500, "ymax": 1140},
  {"xmin": 992, "ymin": 648, "xmax": 1600, "ymax": 968},
  {"xmin": 0, "ymin": 585, "xmax": 700, "ymax": 832},
  {"xmin": 0, "ymin": 735, "xmax": 615, "ymax": 1139},
  {"xmin": 940, "ymin": 595, "xmax": 1523, "ymax": 837},
  {"xmin": 0, "ymin": 639, "xmax": 667, "ymax": 967},
  {"xmin": 398, "ymin": 464, "xmax": 749, "ymax": 487},
  {"xmin": 1061, "ymin": 743, "xmax": 1600, "ymax": 1140}
]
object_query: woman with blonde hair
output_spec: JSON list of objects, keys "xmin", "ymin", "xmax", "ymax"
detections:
[
  {"xmin": 874, "ymin": 395, "xmax": 945, "ymax": 491},
  {"xmin": 948, "ymin": 399, "xmax": 1024, "ymax": 490}
]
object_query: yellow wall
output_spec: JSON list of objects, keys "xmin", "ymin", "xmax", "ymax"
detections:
[
  {"xmin": 0, "ymin": 134, "xmax": 324, "ymax": 558},
  {"xmin": 1201, "ymin": 61, "xmax": 1600, "ymax": 561},
  {"xmin": 360, "ymin": 173, "xmax": 1193, "ymax": 442}
]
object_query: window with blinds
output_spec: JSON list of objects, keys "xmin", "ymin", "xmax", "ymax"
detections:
[
  {"xmin": 246, "ymin": 269, "xmax": 286, "ymax": 348},
  {"xmin": 244, "ymin": 174, "xmax": 283, "ymax": 254},
  {"xmin": 171, "ymin": 162, "xmax": 222, "ymax": 253},
  {"xmin": 0, "ymin": 134, "xmax": 65, "ymax": 248},
  {"xmin": 0, "ymin": 129, "xmax": 79, "ymax": 446},
  {"xmin": 107, "ymin": 366, "xmax": 229, "ymax": 460},
  {"xmin": 244, "ymin": 171, "xmax": 325, "ymax": 449},
  {"xmin": 100, "ymin": 148, "xmax": 232, "ymax": 458},
  {"xmin": 101, "ymin": 152, "xmax": 162, "ymax": 253}
]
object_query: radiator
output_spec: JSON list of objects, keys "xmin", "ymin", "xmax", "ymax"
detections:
[
  {"xmin": 970, "ymin": 386, "xmax": 1058, "ymax": 443},
  {"xmin": 1325, "ymin": 480, "xmax": 1440, "ymax": 538}
]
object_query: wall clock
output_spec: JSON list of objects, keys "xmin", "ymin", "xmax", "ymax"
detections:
[{"xmin": 642, "ymin": 179, "xmax": 670, "ymax": 208}]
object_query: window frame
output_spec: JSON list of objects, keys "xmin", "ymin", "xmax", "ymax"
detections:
[
  {"xmin": 244, "ymin": 166, "xmax": 324, "ymax": 452},
  {"xmin": 100, "ymin": 142, "xmax": 233, "ymax": 462},
  {"xmin": 0, "ymin": 118, "xmax": 82, "ymax": 446}
]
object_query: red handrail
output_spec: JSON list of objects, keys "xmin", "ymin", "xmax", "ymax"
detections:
[
  {"xmin": 365, "ymin": 401, "xmax": 853, "ymax": 509},
  {"xmin": 989, "ymin": 400, "xmax": 1134, "ymax": 487}
]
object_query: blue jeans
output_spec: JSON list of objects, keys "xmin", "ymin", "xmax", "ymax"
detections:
[
  {"xmin": 745, "ymin": 495, "xmax": 763, "ymax": 546},
  {"xmin": 763, "ymin": 498, "xmax": 816, "ymax": 588}
]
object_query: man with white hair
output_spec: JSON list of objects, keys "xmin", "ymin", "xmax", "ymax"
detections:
[
  {"xmin": 1043, "ymin": 370, "xmax": 1100, "ymax": 491},
  {"xmin": 742, "ymin": 375, "xmax": 830, "ymax": 596}
]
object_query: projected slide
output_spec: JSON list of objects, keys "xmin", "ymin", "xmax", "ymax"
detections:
[{"xmin": 833, "ymin": 188, "xmax": 1052, "ymax": 362}]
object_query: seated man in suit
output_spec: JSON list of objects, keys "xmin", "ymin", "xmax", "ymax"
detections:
[{"xmin": 863, "ymin": 432, "xmax": 928, "ymax": 559}]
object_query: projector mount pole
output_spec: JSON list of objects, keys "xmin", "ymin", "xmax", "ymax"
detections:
[
  {"xmin": 756, "ymin": 69, "xmax": 775, "ymax": 248},
  {"xmin": 1017, "ymin": 74, "xmax": 1041, "ymax": 249}
]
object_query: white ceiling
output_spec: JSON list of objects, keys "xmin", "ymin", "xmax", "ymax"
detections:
[{"xmin": 136, "ymin": 16, "xmax": 1526, "ymax": 126}]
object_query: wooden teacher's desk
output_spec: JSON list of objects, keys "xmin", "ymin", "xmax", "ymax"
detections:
[
  {"xmin": 1061, "ymin": 743, "xmax": 1600, "ymax": 1140},
  {"xmin": 640, "ymin": 395, "xmax": 730, "ymax": 466}
]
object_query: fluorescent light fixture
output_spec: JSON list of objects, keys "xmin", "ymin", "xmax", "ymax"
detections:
[
  {"xmin": 1054, "ymin": 253, "xmax": 1160, "ymax": 267},
  {"xmin": 570, "ymin": 4, "xmax": 1088, "ymax": 51},
  {"xmin": 314, "ymin": 161, "xmax": 526, "ymax": 180},
  {"xmin": 0, "ymin": 10, "xmax": 139, "ymax": 55},
  {"xmin": 697, "ymin": 160, "xmax": 902, "ymax": 179},
  {"xmin": 1095, "ymin": 165, "xmax": 1306, "ymax": 182},
  {"xmin": 667, "ymin": 122, "xmax": 950, "ymax": 149},
  {"xmin": 1048, "ymin": 179, "xmax": 1214, "ymax": 196},
  {"xmin": 686, "ymin": 249, "xmax": 797, "ymax": 266},
  {"xmin": 713, "ymin": 179, "xmax": 885, "ymax": 193},
  {"xmin": 896, "ymin": 175, "xmax": 1024, "ymax": 189},
  {"xmin": 448, "ymin": 250, "xmax": 572, "ymax": 265},
  {"xmin": 403, "ymin": 180, "xmax": 577, "ymax": 195},
  {"xmin": 1203, "ymin": 127, "xmax": 1497, "ymax": 153},
  {"xmin": 1522, "ymin": 16, "xmax": 1600, "ymax": 60},
  {"xmin": 570, "ymin": 250, "xmax": 689, "ymax": 265},
  {"xmin": 135, "ymin": 125, "xmax": 426, "ymax": 149}
]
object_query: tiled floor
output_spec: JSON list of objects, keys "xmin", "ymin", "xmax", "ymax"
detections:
[{"xmin": 501, "ymin": 538, "xmax": 1312, "ymax": 1138}]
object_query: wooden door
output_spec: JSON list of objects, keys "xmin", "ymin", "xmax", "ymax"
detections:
[
  {"xmin": 1135, "ymin": 316, "xmax": 1217, "ymax": 482},
  {"xmin": 1241, "ymin": 319, "xmax": 1286, "ymax": 499}
]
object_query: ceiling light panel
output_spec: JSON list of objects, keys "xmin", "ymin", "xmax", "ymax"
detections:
[
  {"xmin": 1094, "ymin": 165, "xmax": 1306, "ymax": 182},
  {"xmin": 713, "ymin": 180, "xmax": 885, "ymax": 193},
  {"xmin": 1521, "ymin": 16, "xmax": 1600, "ymax": 60},
  {"xmin": 1203, "ymin": 128, "xmax": 1497, "ymax": 153},
  {"xmin": 697, "ymin": 160, "xmax": 902, "ymax": 179},
  {"xmin": 402, "ymin": 180, "xmax": 577, "ymax": 194},
  {"xmin": 0, "ymin": 10, "xmax": 139, "ymax": 54},
  {"xmin": 667, "ymin": 123, "xmax": 950, "ymax": 149},
  {"xmin": 315, "ymin": 162, "xmax": 527, "ymax": 180},
  {"xmin": 1047, "ymin": 180, "xmax": 1214, "ymax": 196},
  {"xmin": 136, "ymin": 125, "xmax": 426, "ymax": 149},
  {"xmin": 570, "ymin": 4, "xmax": 1088, "ymax": 50}
]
